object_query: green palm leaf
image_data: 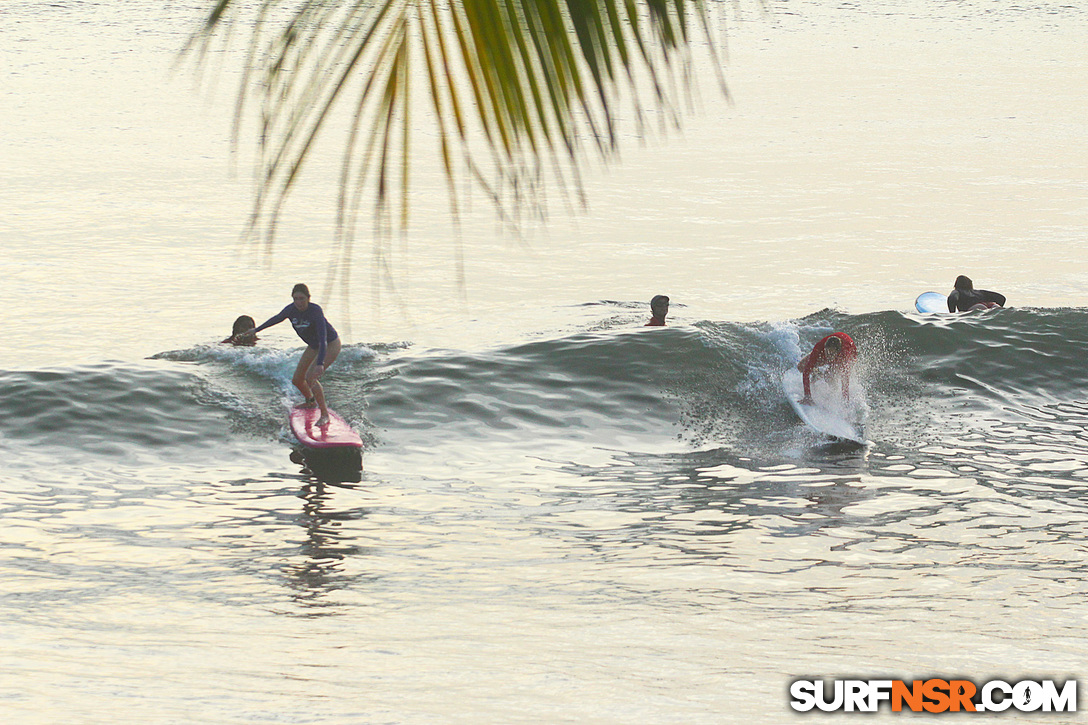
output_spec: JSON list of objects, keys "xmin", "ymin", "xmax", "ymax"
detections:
[{"xmin": 186, "ymin": 0, "xmax": 727, "ymax": 255}]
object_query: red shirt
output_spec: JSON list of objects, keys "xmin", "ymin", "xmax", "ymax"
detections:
[
  {"xmin": 802, "ymin": 333, "xmax": 857, "ymax": 398},
  {"xmin": 645, "ymin": 316, "xmax": 666, "ymax": 327}
]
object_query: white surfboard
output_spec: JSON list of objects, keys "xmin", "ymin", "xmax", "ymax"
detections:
[
  {"xmin": 915, "ymin": 291, "xmax": 946, "ymax": 313},
  {"xmin": 782, "ymin": 368, "xmax": 866, "ymax": 444}
]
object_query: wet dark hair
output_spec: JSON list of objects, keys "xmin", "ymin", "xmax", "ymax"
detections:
[
  {"xmin": 231, "ymin": 315, "xmax": 255, "ymax": 336},
  {"xmin": 292, "ymin": 283, "xmax": 310, "ymax": 298},
  {"xmin": 650, "ymin": 294, "xmax": 669, "ymax": 310},
  {"xmin": 954, "ymin": 275, "xmax": 973, "ymax": 291}
]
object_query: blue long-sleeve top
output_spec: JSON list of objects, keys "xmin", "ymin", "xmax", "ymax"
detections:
[{"xmin": 254, "ymin": 303, "xmax": 339, "ymax": 366}]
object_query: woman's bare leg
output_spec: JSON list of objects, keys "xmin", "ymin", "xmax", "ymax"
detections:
[
  {"xmin": 293, "ymin": 347, "xmax": 318, "ymax": 405},
  {"xmin": 308, "ymin": 338, "xmax": 342, "ymax": 426},
  {"xmin": 311, "ymin": 380, "xmax": 326, "ymax": 423}
]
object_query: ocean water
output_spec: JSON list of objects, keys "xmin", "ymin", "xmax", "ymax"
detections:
[{"xmin": 3, "ymin": 0, "xmax": 1088, "ymax": 722}]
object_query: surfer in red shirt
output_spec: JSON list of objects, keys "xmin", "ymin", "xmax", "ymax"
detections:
[
  {"xmin": 797, "ymin": 332, "xmax": 857, "ymax": 404},
  {"xmin": 645, "ymin": 295, "xmax": 669, "ymax": 326}
]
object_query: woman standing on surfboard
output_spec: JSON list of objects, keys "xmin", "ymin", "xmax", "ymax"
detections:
[
  {"xmin": 797, "ymin": 333, "xmax": 857, "ymax": 404},
  {"xmin": 238, "ymin": 283, "xmax": 341, "ymax": 427}
]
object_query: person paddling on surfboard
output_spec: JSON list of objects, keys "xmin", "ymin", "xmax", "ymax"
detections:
[
  {"xmin": 645, "ymin": 295, "xmax": 669, "ymax": 326},
  {"xmin": 947, "ymin": 275, "xmax": 1006, "ymax": 312},
  {"xmin": 239, "ymin": 283, "xmax": 342, "ymax": 427},
  {"xmin": 797, "ymin": 333, "xmax": 857, "ymax": 405}
]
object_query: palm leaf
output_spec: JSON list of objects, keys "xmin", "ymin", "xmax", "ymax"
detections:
[{"xmin": 186, "ymin": 0, "xmax": 727, "ymax": 261}]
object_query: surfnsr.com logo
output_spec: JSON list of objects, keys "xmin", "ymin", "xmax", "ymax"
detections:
[{"xmin": 789, "ymin": 678, "xmax": 1077, "ymax": 713}]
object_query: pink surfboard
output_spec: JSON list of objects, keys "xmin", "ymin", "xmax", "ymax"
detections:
[{"xmin": 289, "ymin": 406, "xmax": 363, "ymax": 449}]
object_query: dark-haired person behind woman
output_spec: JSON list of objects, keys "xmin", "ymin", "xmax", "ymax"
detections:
[
  {"xmin": 947, "ymin": 275, "xmax": 1006, "ymax": 312},
  {"xmin": 222, "ymin": 315, "xmax": 258, "ymax": 346},
  {"xmin": 236, "ymin": 283, "xmax": 342, "ymax": 426}
]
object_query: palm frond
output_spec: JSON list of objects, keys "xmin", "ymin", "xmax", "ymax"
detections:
[{"xmin": 186, "ymin": 0, "xmax": 727, "ymax": 262}]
